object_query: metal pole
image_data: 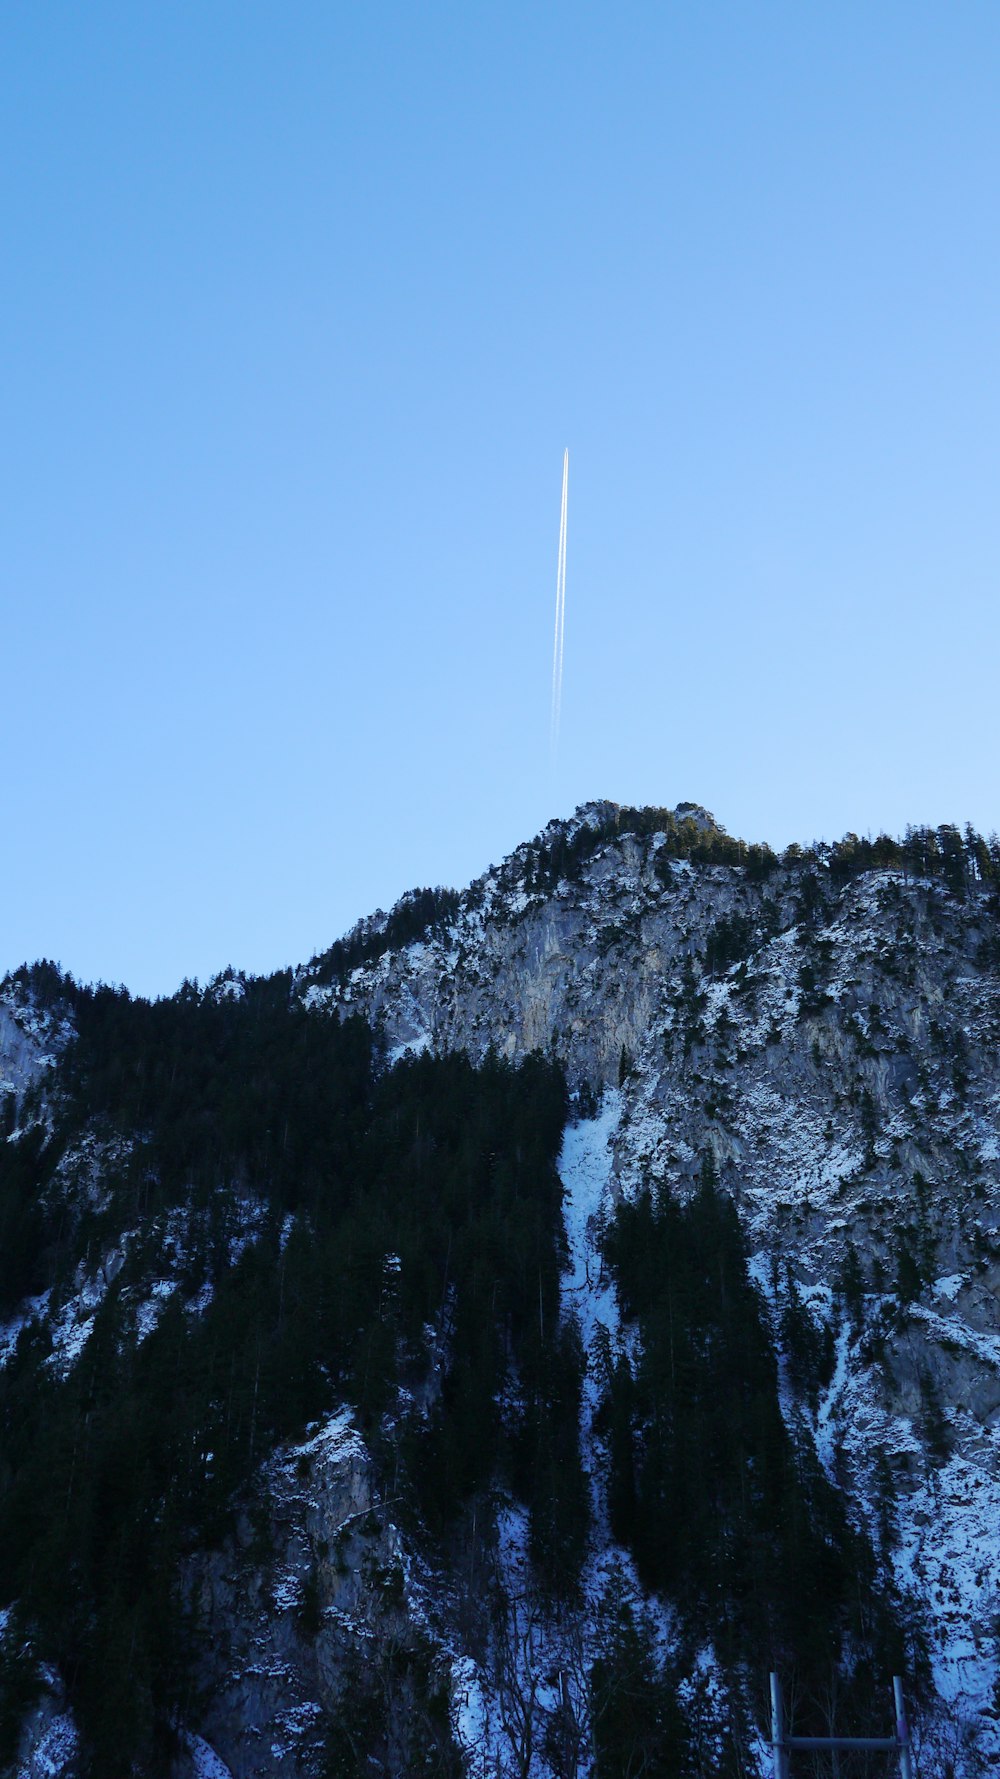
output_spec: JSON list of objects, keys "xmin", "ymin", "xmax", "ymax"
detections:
[
  {"xmin": 770, "ymin": 1672, "xmax": 788, "ymax": 1779},
  {"xmin": 893, "ymin": 1677, "xmax": 914, "ymax": 1779}
]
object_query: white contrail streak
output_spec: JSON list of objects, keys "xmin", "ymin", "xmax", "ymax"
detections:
[{"xmin": 550, "ymin": 448, "xmax": 569, "ymax": 758}]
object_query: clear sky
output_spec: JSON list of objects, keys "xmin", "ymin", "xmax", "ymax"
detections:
[{"xmin": 4, "ymin": 3, "xmax": 1000, "ymax": 997}]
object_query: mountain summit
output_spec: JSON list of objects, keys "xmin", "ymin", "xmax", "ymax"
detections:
[{"xmin": 1, "ymin": 804, "xmax": 998, "ymax": 1778}]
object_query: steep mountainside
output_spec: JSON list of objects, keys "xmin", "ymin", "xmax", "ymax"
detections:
[
  {"xmin": 299, "ymin": 802, "xmax": 1000, "ymax": 1757},
  {"xmin": 2, "ymin": 802, "xmax": 999, "ymax": 1778}
]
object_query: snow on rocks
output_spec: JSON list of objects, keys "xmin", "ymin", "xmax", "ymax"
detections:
[
  {"xmin": 893, "ymin": 1433, "xmax": 1000, "ymax": 1764},
  {"xmin": 42, "ymin": 1248, "xmax": 127, "ymax": 1376},
  {"xmin": 282, "ymin": 1406, "xmax": 368, "ymax": 1477},
  {"xmin": 184, "ymin": 1732, "xmax": 235, "ymax": 1779},
  {"xmin": 0, "ymin": 993, "xmax": 73, "ymax": 1103},
  {"xmin": 909, "ymin": 1303, "xmax": 1000, "ymax": 1374},
  {"xmin": 14, "ymin": 1710, "xmax": 79, "ymax": 1779},
  {"xmin": 0, "ymin": 1292, "xmax": 50, "ymax": 1370}
]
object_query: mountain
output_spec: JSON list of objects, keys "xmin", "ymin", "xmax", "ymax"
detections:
[{"xmin": 2, "ymin": 802, "xmax": 999, "ymax": 1778}]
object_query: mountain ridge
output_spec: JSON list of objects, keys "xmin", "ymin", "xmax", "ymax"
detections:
[{"xmin": 2, "ymin": 801, "xmax": 999, "ymax": 1778}]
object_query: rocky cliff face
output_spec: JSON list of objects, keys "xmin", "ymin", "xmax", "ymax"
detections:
[
  {"xmin": 301, "ymin": 812, "xmax": 696, "ymax": 1088},
  {"xmin": 183, "ymin": 1409, "xmax": 454, "ymax": 1779},
  {"xmin": 298, "ymin": 803, "xmax": 1000, "ymax": 1762}
]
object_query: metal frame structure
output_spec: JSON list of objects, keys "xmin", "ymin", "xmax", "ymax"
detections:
[{"xmin": 769, "ymin": 1673, "xmax": 914, "ymax": 1779}]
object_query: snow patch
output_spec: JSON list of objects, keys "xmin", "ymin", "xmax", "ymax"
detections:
[
  {"xmin": 933, "ymin": 1274, "xmax": 967, "ymax": 1303},
  {"xmin": 15, "ymin": 1712, "xmax": 79, "ymax": 1779},
  {"xmin": 287, "ymin": 1406, "xmax": 366, "ymax": 1469},
  {"xmin": 185, "ymin": 1731, "xmax": 234, "ymax": 1779}
]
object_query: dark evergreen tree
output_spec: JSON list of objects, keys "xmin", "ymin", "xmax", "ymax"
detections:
[{"xmin": 590, "ymin": 1569, "xmax": 692, "ymax": 1779}]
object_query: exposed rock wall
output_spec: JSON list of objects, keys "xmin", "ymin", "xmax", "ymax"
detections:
[
  {"xmin": 300, "ymin": 820, "xmax": 1000, "ymax": 1752},
  {"xmin": 183, "ymin": 1411, "xmax": 453, "ymax": 1779}
]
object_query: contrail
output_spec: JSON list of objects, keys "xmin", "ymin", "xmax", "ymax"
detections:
[{"xmin": 550, "ymin": 448, "xmax": 569, "ymax": 759}]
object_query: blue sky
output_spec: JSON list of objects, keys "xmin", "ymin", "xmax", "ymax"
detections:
[{"xmin": 4, "ymin": 3, "xmax": 1000, "ymax": 996}]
